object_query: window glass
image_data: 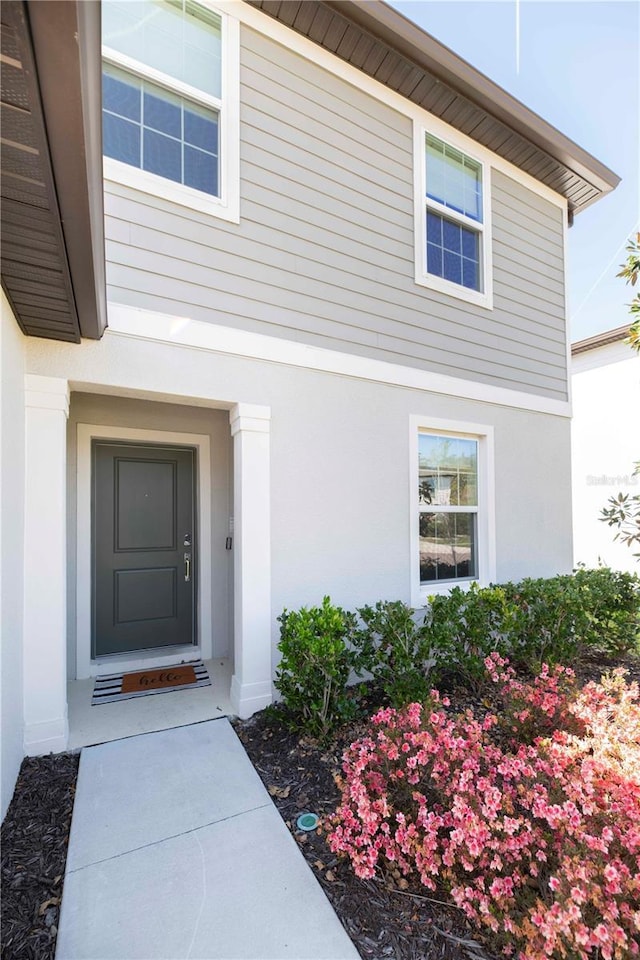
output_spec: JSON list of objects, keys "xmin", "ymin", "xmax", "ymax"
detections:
[
  {"xmin": 418, "ymin": 433, "xmax": 478, "ymax": 584},
  {"xmin": 426, "ymin": 134, "xmax": 482, "ymax": 221},
  {"xmin": 419, "ymin": 511, "xmax": 477, "ymax": 582},
  {"xmin": 102, "ymin": 63, "xmax": 219, "ymax": 196},
  {"xmin": 144, "ymin": 90, "xmax": 181, "ymax": 138},
  {"xmin": 103, "ymin": 68, "xmax": 142, "ymax": 165},
  {"xmin": 102, "ymin": 0, "xmax": 222, "ymax": 99},
  {"xmin": 419, "ymin": 435, "xmax": 478, "ymax": 507},
  {"xmin": 144, "ymin": 128, "xmax": 182, "ymax": 182},
  {"xmin": 103, "ymin": 111, "xmax": 141, "ymax": 167},
  {"xmin": 426, "ymin": 212, "xmax": 480, "ymax": 291},
  {"xmin": 103, "ymin": 70, "xmax": 141, "ymax": 122},
  {"xmin": 423, "ymin": 134, "xmax": 484, "ymax": 294}
]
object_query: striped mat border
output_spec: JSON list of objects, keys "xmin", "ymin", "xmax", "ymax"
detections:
[{"xmin": 92, "ymin": 661, "xmax": 211, "ymax": 705}]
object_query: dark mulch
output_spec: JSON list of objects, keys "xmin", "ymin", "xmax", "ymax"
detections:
[
  {"xmin": 1, "ymin": 653, "xmax": 638, "ymax": 960},
  {"xmin": 1, "ymin": 753, "xmax": 79, "ymax": 960},
  {"xmin": 571, "ymin": 649, "xmax": 640, "ymax": 685},
  {"xmin": 233, "ymin": 706, "xmax": 490, "ymax": 960}
]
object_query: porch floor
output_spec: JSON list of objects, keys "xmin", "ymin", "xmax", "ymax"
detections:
[{"xmin": 67, "ymin": 658, "xmax": 232, "ymax": 750}]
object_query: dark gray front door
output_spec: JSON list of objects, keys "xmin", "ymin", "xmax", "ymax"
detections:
[{"xmin": 92, "ymin": 442, "xmax": 196, "ymax": 657}]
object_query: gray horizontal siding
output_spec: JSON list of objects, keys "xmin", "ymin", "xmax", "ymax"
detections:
[{"xmin": 104, "ymin": 24, "xmax": 568, "ymax": 402}]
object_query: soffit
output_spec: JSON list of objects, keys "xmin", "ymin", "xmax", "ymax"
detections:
[
  {"xmin": 572, "ymin": 325, "xmax": 630, "ymax": 355},
  {"xmin": 1, "ymin": 1, "xmax": 106, "ymax": 343},
  {"xmin": 247, "ymin": 0, "xmax": 619, "ymax": 217}
]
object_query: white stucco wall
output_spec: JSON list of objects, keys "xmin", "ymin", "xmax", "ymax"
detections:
[
  {"xmin": 1, "ymin": 293, "xmax": 26, "ymax": 819},
  {"xmin": 26, "ymin": 324, "xmax": 574, "ymax": 682},
  {"xmin": 572, "ymin": 340, "xmax": 640, "ymax": 573}
]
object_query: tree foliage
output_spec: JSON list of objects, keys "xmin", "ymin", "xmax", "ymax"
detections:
[
  {"xmin": 600, "ymin": 234, "xmax": 640, "ymax": 558},
  {"xmin": 617, "ymin": 232, "xmax": 640, "ymax": 351}
]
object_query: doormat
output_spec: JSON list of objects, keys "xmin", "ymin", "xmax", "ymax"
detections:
[{"xmin": 91, "ymin": 662, "xmax": 211, "ymax": 705}]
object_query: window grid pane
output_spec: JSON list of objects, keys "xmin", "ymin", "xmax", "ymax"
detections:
[
  {"xmin": 425, "ymin": 211, "xmax": 481, "ymax": 292},
  {"xmin": 102, "ymin": 63, "xmax": 219, "ymax": 197},
  {"xmin": 419, "ymin": 511, "xmax": 478, "ymax": 583}
]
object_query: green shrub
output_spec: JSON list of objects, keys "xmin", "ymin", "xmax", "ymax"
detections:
[
  {"xmin": 425, "ymin": 569, "xmax": 640, "ymax": 683},
  {"xmin": 572, "ymin": 566, "xmax": 640, "ymax": 655},
  {"xmin": 274, "ymin": 596, "xmax": 358, "ymax": 739},
  {"xmin": 499, "ymin": 575, "xmax": 586, "ymax": 670},
  {"xmin": 273, "ymin": 571, "xmax": 639, "ymax": 734},
  {"xmin": 425, "ymin": 582, "xmax": 517, "ymax": 688},
  {"xmin": 352, "ymin": 600, "xmax": 434, "ymax": 707}
]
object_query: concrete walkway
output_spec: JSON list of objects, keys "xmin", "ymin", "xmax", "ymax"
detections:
[{"xmin": 56, "ymin": 718, "xmax": 358, "ymax": 960}]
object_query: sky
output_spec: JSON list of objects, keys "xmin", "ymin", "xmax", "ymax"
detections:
[{"xmin": 388, "ymin": 0, "xmax": 640, "ymax": 342}]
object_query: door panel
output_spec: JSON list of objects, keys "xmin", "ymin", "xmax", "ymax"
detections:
[
  {"xmin": 93, "ymin": 442, "xmax": 196, "ymax": 657},
  {"xmin": 114, "ymin": 568, "xmax": 177, "ymax": 623},
  {"xmin": 115, "ymin": 459, "xmax": 177, "ymax": 551}
]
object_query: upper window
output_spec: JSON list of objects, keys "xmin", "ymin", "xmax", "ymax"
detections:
[
  {"xmin": 414, "ymin": 127, "xmax": 492, "ymax": 309},
  {"xmin": 102, "ymin": 0, "xmax": 239, "ymax": 221}
]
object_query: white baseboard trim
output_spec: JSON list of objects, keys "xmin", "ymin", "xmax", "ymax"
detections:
[
  {"xmin": 230, "ymin": 675, "xmax": 272, "ymax": 719},
  {"xmin": 23, "ymin": 716, "xmax": 69, "ymax": 757}
]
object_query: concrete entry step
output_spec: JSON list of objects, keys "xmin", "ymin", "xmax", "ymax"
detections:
[{"xmin": 56, "ymin": 719, "xmax": 358, "ymax": 960}]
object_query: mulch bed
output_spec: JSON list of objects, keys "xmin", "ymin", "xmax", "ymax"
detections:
[
  {"xmin": 1, "ymin": 753, "xmax": 78, "ymax": 960},
  {"xmin": 233, "ymin": 652, "xmax": 640, "ymax": 960},
  {"xmin": 1, "ymin": 653, "xmax": 638, "ymax": 960},
  {"xmin": 233, "ymin": 706, "xmax": 491, "ymax": 960}
]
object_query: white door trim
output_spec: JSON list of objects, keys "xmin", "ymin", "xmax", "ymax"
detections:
[{"xmin": 76, "ymin": 423, "xmax": 212, "ymax": 679}]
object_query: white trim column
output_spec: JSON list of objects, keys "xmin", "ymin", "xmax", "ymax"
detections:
[
  {"xmin": 23, "ymin": 375, "xmax": 70, "ymax": 755},
  {"xmin": 229, "ymin": 403, "xmax": 272, "ymax": 718}
]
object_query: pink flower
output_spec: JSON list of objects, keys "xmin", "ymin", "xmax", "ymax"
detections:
[{"xmin": 328, "ymin": 662, "xmax": 640, "ymax": 960}]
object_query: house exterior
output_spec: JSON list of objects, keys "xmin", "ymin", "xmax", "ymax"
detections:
[
  {"xmin": 0, "ymin": 0, "xmax": 619, "ymax": 818},
  {"xmin": 571, "ymin": 326, "xmax": 639, "ymax": 573}
]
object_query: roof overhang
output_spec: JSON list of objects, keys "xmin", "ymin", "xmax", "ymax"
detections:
[
  {"xmin": 572, "ymin": 325, "xmax": 630, "ymax": 356},
  {"xmin": 248, "ymin": 0, "xmax": 620, "ymax": 217},
  {"xmin": 1, "ymin": 0, "xmax": 106, "ymax": 342}
]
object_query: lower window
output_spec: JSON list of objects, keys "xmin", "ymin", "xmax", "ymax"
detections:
[{"xmin": 418, "ymin": 432, "xmax": 479, "ymax": 584}]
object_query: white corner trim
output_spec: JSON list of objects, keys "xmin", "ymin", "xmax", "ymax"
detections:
[
  {"xmin": 75, "ymin": 423, "xmax": 213, "ymax": 679},
  {"xmin": 222, "ymin": 0, "xmax": 568, "ymax": 214},
  {"xmin": 107, "ymin": 302, "xmax": 571, "ymax": 418},
  {"xmin": 409, "ymin": 415, "xmax": 496, "ymax": 607},
  {"xmin": 563, "ymin": 213, "xmax": 573, "ymax": 407},
  {"xmin": 24, "ymin": 375, "xmax": 70, "ymax": 415},
  {"xmin": 229, "ymin": 400, "xmax": 273, "ymax": 719}
]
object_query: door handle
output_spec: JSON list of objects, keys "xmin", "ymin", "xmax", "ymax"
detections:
[{"xmin": 184, "ymin": 552, "xmax": 191, "ymax": 582}]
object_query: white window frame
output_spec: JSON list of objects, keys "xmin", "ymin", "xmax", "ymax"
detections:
[
  {"xmin": 102, "ymin": 1, "xmax": 240, "ymax": 223},
  {"xmin": 409, "ymin": 415, "xmax": 496, "ymax": 606},
  {"xmin": 414, "ymin": 122, "xmax": 493, "ymax": 310}
]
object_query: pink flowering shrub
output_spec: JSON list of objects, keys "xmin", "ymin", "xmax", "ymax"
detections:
[
  {"xmin": 485, "ymin": 652, "xmax": 579, "ymax": 742},
  {"xmin": 328, "ymin": 659, "xmax": 640, "ymax": 960}
]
